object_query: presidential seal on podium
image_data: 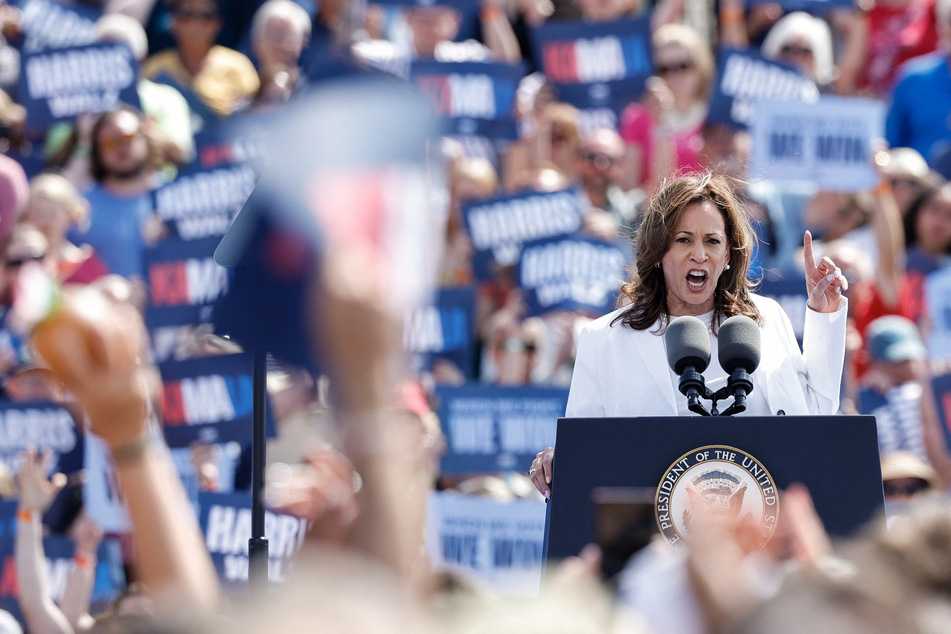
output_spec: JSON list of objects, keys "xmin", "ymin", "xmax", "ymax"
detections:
[{"xmin": 655, "ymin": 445, "xmax": 780, "ymax": 551}]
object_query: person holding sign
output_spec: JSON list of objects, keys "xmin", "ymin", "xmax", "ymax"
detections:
[
  {"xmin": 618, "ymin": 24, "xmax": 712, "ymax": 194},
  {"xmin": 529, "ymin": 172, "xmax": 848, "ymax": 496}
]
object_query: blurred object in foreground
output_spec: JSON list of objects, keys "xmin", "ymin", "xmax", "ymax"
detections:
[{"xmin": 214, "ymin": 76, "xmax": 446, "ymax": 371}]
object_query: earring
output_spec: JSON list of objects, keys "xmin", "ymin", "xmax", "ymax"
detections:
[
  {"xmin": 725, "ymin": 263, "xmax": 731, "ymax": 270},
  {"xmin": 654, "ymin": 263, "xmax": 661, "ymax": 269}
]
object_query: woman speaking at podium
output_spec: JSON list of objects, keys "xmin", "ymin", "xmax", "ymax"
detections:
[{"xmin": 529, "ymin": 172, "xmax": 849, "ymax": 497}]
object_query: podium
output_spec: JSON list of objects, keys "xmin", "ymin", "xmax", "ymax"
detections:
[{"xmin": 543, "ymin": 415, "xmax": 885, "ymax": 561}]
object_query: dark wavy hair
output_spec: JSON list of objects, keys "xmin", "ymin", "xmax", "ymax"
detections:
[
  {"xmin": 611, "ymin": 172, "xmax": 761, "ymax": 332},
  {"xmin": 89, "ymin": 105, "xmax": 164, "ymax": 184},
  {"xmin": 903, "ymin": 183, "xmax": 951, "ymax": 255}
]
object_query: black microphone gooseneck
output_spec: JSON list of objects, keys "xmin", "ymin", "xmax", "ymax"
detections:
[
  {"xmin": 665, "ymin": 316, "xmax": 712, "ymax": 416},
  {"xmin": 717, "ymin": 315, "xmax": 761, "ymax": 417}
]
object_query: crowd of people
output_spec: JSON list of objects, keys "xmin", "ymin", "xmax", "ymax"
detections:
[{"xmin": 0, "ymin": 0, "xmax": 944, "ymax": 631}]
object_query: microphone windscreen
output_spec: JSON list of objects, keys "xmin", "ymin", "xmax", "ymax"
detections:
[
  {"xmin": 718, "ymin": 315, "xmax": 761, "ymax": 374},
  {"xmin": 666, "ymin": 316, "xmax": 711, "ymax": 375}
]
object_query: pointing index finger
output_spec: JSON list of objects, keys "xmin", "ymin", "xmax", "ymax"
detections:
[{"xmin": 802, "ymin": 230, "xmax": 817, "ymax": 273}]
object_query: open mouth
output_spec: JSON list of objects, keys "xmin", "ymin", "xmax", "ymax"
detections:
[{"xmin": 687, "ymin": 270, "xmax": 707, "ymax": 289}]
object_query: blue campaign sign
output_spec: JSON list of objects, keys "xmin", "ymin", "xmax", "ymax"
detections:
[
  {"xmin": 435, "ymin": 384, "xmax": 568, "ymax": 473},
  {"xmin": 757, "ymin": 270, "xmax": 808, "ymax": 344},
  {"xmin": 198, "ymin": 491, "xmax": 308, "ymax": 594},
  {"xmin": 411, "ymin": 60, "xmax": 523, "ymax": 140},
  {"xmin": 553, "ymin": 76, "xmax": 647, "ymax": 131},
  {"xmin": 18, "ymin": 41, "xmax": 140, "ymax": 131},
  {"xmin": 144, "ymin": 237, "xmax": 229, "ymax": 331},
  {"xmin": 374, "ymin": 0, "xmax": 481, "ymax": 42},
  {"xmin": 12, "ymin": 0, "xmax": 100, "ymax": 54},
  {"xmin": 530, "ymin": 17, "xmax": 651, "ymax": 115},
  {"xmin": 517, "ymin": 234, "xmax": 628, "ymax": 317},
  {"xmin": 193, "ymin": 113, "xmax": 273, "ymax": 172},
  {"xmin": 531, "ymin": 17, "xmax": 652, "ymax": 85},
  {"xmin": 155, "ymin": 161, "xmax": 259, "ymax": 241},
  {"xmin": 0, "ymin": 503, "xmax": 15, "ymax": 541},
  {"xmin": 707, "ymin": 47, "xmax": 819, "ymax": 130},
  {"xmin": 405, "ymin": 286, "xmax": 479, "ymax": 379},
  {"xmin": 0, "ymin": 401, "xmax": 82, "ymax": 477},
  {"xmin": 462, "ymin": 187, "xmax": 585, "ymax": 280},
  {"xmin": 747, "ymin": 0, "xmax": 852, "ymax": 13},
  {"xmin": 158, "ymin": 352, "xmax": 275, "ymax": 447},
  {"xmin": 932, "ymin": 373, "xmax": 951, "ymax": 454}
]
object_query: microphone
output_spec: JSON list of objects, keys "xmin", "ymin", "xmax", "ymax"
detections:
[
  {"xmin": 666, "ymin": 316, "xmax": 711, "ymax": 415},
  {"xmin": 717, "ymin": 315, "xmax": 761, "ymax": 416}
]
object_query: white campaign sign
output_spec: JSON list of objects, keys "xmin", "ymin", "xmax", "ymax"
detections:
[
  {"xmin": 749, "ymin": 96, "xmax": 884, "ymax": 191},
  {"xmin": 426, "ymin": 491, "xmax": 547, "ymax": 597}
]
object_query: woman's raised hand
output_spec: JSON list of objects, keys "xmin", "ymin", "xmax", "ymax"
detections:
[
  {"xmin": 17, "ymin": 446, "xmax": 66, "ymax": 514},
  {"xmin": 802, "ymin": 230, "xmax": 848, "ymax": 313}
]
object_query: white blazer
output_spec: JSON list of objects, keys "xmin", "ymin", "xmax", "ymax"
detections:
[{"xmin": 565, "ymin": 294, "xmax": 847, "ymax": 418}]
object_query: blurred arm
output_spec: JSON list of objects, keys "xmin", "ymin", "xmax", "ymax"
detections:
[
  {"xmin": 480, "ymin": 0, "xmax": 522, "ymax": 63},
  {"xmin": 31, "ymin": 287, "xmax": 221, "ymax": 616},
  {"xmin": 871, "ymin": 180, "xmax": 906, "ymax": 308},
  {"xmin": 59, "ymin": 514, "xmax": 102, "ymax": 632},
  {"xmin": 15, "ymin": 448, "xmax": 73, "ymax": 634}
]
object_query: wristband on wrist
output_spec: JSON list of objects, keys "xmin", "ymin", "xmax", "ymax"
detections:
[
  {"xmin": 16, "ymin": 509, "xmax": 35, "ymax": 522},
  {"xmin": 73, "ymin": 554, "xmax": 96, "ymax": 570},
  {"xmin": 719, "ymin": 7, "xmax": 745, "ymax": 25},
  {"xmin": 109, "ymin": 435, "xmax": 154, "ymax": 467},
  {"xmin": 480, "ymin": 5, "xmax": 505, "ymax": 21}
]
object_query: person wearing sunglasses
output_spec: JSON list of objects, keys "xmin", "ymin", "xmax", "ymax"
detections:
[
  {"xmin": 1, "ymin": 223, "xmax": 50, "ymax": 276},
  {"xmin": 142, "ymin": 0, "xmax": 260, "ymax": 122},
  {"xmin": 22, "ymin": 172, "xmax": 108, "ymax": 286},
  {"xmin": 64, "ymin": 105, "xmax": 164, "ymax": 283},
  {"xmin": 880, "ymin": 450, "xmax": 942, "ymax": 520},
  {"xmin": 618, "ymin": 24, "xmax": 713, "ymax": 194},
  {"xmin": 880, "ymin": 147, "xmax": 937, "ymax": 216},
  {"xmin": 574, "ymin": 127, "xmax": 642, "ymax": 239},
  {"xmin": 760, "ymin": 12, "xmax": 835, "ymax": 91}
]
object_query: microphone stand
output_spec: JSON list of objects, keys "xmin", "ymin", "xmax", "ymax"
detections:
[
  {"xmin": 720, "ymin": 369, "xmax": 753, "ymax": 417},
  {"xmin": 680, "ymin": 369, "xmax": 753, "ymax": 417},
  {"xmin": 679, "ymin": 368, "xmax": 710, "ymax": 416}
]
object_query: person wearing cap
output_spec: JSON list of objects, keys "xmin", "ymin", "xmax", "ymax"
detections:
[
  {"xmin": 2, "ymin": 354, "xmax": 64, "ymax": 403},
  {"xmin": 880, "ymin": 449, "xmax": 941, "ymax": 507},
  {"xmin": 881, "ymin": 147, "xmax": 939, "ymax": 216},
  {"xmin": 855, "ymin": 316, "xmax": 944, "ymax": 469}
]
